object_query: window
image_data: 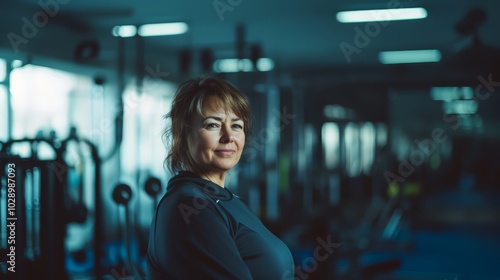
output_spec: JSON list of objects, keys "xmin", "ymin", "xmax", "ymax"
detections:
[
  {"xmin": 0, "ymin": 85, "xmax": 7, "ymax": 142},
  {"xmin": 322, "ymin": 122, "xmax": 340, "ymax": 169},
  {"xmin": 360, "ymin": 122, "xmax": 376, "ymax": 174},
  {"xmin": 345, "ymin": 122, "xmax": 361, "ymax": 177},
  {"xmin": 0, "ymin": 58, "xmax": 6, "ymax": 82}
]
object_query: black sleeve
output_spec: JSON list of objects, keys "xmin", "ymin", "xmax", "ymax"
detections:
[{"xmin": 147, "ymin": 190, "xmax": 254, "ymax": 280}]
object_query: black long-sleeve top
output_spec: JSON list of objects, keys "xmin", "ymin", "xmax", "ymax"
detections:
[{"xmin": 147, "ymin": 171, "xmax": 294, "ymax": 279}]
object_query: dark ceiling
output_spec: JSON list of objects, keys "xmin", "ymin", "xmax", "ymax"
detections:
[{"xmin": 1, "ymin": 0, "xmax": 500, "ymax": 81}]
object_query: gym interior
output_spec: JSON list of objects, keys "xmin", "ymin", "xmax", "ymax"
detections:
[{"xmin": 1, "ymin": 1, "xmax": 499, "ymax": 279}]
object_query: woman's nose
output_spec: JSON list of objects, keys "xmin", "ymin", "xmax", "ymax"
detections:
[{"xmin": 220, "ymin": 126, "xmax": 234, "ymax": 143}]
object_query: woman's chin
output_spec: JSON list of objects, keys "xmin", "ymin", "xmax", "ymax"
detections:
[{"xmin": 212, "ymin": 161, "xmax": 238, "ymax": 172}]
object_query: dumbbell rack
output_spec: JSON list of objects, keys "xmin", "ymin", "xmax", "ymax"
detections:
[{"xmin": 0, "ymin": 137, "xmax": 104, "ymax": 279}]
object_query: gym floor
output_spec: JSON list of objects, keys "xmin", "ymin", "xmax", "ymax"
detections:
[{"xmin": 364, "ymin": 189, "xmax": 500, "ymax": 280}]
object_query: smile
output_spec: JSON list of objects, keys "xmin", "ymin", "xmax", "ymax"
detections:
[{"xmin": 215, "ymin": 149, "xmax": 236, "ymax": 156}]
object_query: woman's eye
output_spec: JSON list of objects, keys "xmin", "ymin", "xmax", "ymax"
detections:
[
  {"xmin": 206, "ymin": 123, "xmax": 220, "ymax": 129},
  {"xmin": 233, "ymin": 124, "xmax": 243, "ymax": 129}
]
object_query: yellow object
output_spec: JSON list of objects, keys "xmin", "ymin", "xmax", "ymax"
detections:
[{"xmin": 387, "ymin": 182, "xmax": 399, "ymax": 197}]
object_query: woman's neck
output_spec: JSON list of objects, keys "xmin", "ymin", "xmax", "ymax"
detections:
[
  {"xmin": 201, "ymin": 173, "xmax": 226, "ymax": 188},
  {"xmin": 187, "ymin": 168, "xmax": 226, "ymax": 188}
]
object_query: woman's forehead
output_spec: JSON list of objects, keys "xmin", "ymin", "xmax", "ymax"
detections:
[{"xmin": 201, "ymin": 95, "xmax": 239, "ymax": 118}]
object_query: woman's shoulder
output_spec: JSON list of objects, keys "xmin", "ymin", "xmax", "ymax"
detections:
[
  {"xmin": 164, "ymin": 172, "xmax": 222, "ymax": 200},
  {"xmin": 155, "ymin": 181, "xmax": 232, "ymax": 228},
  {"xmin": 159, "ymin": 181, "xmax": 218, "ymax": 207}
]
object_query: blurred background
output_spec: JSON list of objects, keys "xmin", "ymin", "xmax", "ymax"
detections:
[{"xmin": 1, "ymin": 0, "xmax": 499, "ymax": 279}]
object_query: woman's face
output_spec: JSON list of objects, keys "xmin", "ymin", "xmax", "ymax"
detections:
[{"xmin": 187, "ymin": 95, "xmax": 246, "ymax": 177}]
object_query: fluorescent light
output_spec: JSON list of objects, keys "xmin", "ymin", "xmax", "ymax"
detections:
[
  {"xmin": 138, "ymin": 22, "xmax": 188, "ymax": 37},
  {"xmin": 443, "ymin": 100, "xmax": 478, "ymax": 114},
  {"xmin": 378, "ymin": 49, "xmax": 441, "ymax": 64},
  {"xmin": 213, "ymin": 59, "xmax": 240, "ymax": 73},
  {"xmin": 431, "ymin": 87, "xmax": 473, "ymax": 101},
  {"xmin": 213, "ymin": 58, "xmax": 275, "ymax": 73},
  {"xmin": 11, "ymin": 60, "xmax": 24, "ymax": 68},
  {"xmin": 112, "ymin": 25, "xmax": 137, "ymax": 37},
  {"xmin": 238, "ymin": 59, "xmax": 253, "ymax": 72},
  {"xmin": 336, "ymin": 7, "xmax": 427, "ymax": 23},
  {"xmin": 256, "ymin": 58, "xmax": 274, "ymax": 72},
  {"xmin": 213, "ymin": 59, "xmax": 252, "ymax": 73}
]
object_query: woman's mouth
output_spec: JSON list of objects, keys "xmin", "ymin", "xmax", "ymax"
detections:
[{"xmin": 215, "ymin": 149, "xmax": 235, "ymax": 156}]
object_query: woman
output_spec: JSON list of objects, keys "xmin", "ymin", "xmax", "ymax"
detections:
[{"xmin": 147, "ymin": 76, "xmax": 294, "ymax": 279}]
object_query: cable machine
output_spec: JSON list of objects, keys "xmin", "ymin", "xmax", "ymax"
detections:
[{"xmin": 0, "ymin": 132, "xmax": 102, "ymax": 280}]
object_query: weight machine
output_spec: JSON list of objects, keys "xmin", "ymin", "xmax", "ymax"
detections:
[{"xmin": 0, "ymin": 130, "xmax": 103, "ymax": 279}]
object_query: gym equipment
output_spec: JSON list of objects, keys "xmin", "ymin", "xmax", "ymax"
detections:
[
  {"xmin": 144, "ymin": 176, "xmax": 162, "ymax": 210},
  {"xmin": 111, "ymin": 183, "xmax": 144, "ymax": 280},
  {"xmin": 1, "ymin": 138, "xmax": 68, "ymax": 279},
  {"xmin": 0, "ymin": 131, "xmax": 103, "ymax": 279}
]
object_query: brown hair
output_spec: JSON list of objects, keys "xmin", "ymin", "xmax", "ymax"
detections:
[{"xmin": 163, "ymin": 76, "xmax": 252, "ymax": 174}]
